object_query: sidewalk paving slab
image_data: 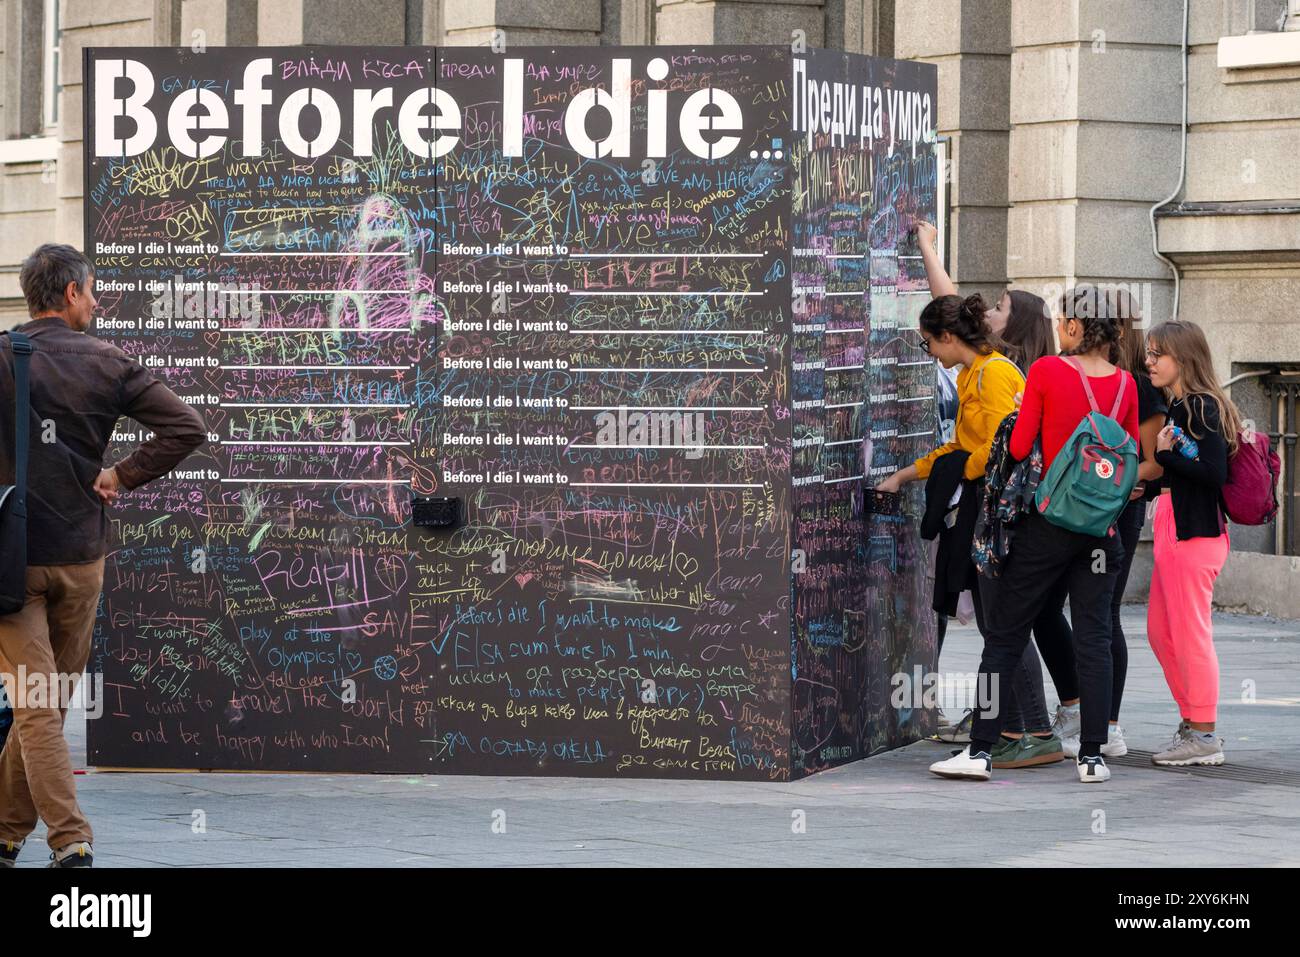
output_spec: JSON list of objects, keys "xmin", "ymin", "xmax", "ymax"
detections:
[{"xmin": 6, "ymin": 608, "xmax": 1296, "ymax": 867}]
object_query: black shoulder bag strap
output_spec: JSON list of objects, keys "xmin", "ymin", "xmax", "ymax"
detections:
[
  {"xmin": 0, "ymin": 330, "xmax": 33, "ymax": 615},
  {"xmin": 10, "ymin": 331, "xmax": 32, "ymax": 508}
]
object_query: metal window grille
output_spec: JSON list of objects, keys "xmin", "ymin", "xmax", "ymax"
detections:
[{"xmin": 1263, "ymin": 372, "xmax": 1300, "ymax": 555}]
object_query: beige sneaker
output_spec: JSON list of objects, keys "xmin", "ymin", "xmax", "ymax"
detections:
[
  {"xmin": 932, "ymin": 709, "xmax": 973, "ymax": 744},
  {"xmin": 1152, "ymin": 733, "xmax": 1224, "ymax": 767},
  {"xmin": 1163, "ymin": 719, "xmax": 1192, "ymax": 750}
]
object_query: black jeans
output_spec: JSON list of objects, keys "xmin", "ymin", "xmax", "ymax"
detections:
[
  {"xmin": 1033, "ymin": 500, "xmax": 1143, "ymax": 722},
  {"xmin": 971, "ymin": 575, "xmax": 1049, "ymax": 733},
  {"xmin": 971, "ymin": 510, "xmax": 1123, "ymax": 755},
  {"xmin": 1028, "ymin": 576, "xmax": 1074, "ymax": 704}
]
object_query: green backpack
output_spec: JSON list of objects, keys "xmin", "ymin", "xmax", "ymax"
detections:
[{"xmin": 1034, "ymin": 357, "xmax": 1139, "ymax": 537}]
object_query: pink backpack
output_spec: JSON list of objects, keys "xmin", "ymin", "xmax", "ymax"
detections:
[{"xmin": 1221, "ymin": 430, "xmax": 1281, "ymax": 526}]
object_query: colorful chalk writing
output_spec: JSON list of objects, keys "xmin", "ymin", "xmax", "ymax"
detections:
[{"xmin": 84, "ymin": 45, "xmax": 935, "ymax": 779}]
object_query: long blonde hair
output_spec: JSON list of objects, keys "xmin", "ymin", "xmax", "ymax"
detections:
[{"xmin": 1147, "ymin": 320, "xmax": 1243, "ymax": 455}]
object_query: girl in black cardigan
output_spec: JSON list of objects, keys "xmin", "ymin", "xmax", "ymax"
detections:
[{"xmin": 1144, "ymin": 320, "xmax": 1242, "ymax": 767}]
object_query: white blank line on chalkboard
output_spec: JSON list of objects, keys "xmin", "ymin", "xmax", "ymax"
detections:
[
  {"xmin": 570, "ymin": 291, "xmax": 763, "ymax": 297},
  {"xmin": 219, "ymin": 327, "xmax": 414, "ymax": 333},
  {"xmin": 220, "ymin": 441, "xmax": 411, "ymax": 446},
  {"xmin": 824, "ymin": 291, "xmax": 867, "ymax": 296},
  {"xmin": 219, "ymin": 289, "xmax": 414, "ymax": 294},
  {"xmin": 568, "ymin": 253, "xmax": 762, "ymax": 258},
  {"xmin": 824, "ymin": 475, "xmax": 865, "ymax": 484},
  {"xmin": 218, "ymin": 252, "xmax": 410, "ymax": 257},
  {"xmin": 218, "ymin": 479, "xmax": 408, "ymax": 484},
  {"xmin": 898, "ymin": 430, "xmax": 935, "ymax": 439},
  {"xmin": 570, "ymin": 482, "xmax": 765, "ymax": 488},
  {"xmin": 826, "ymin": 364, "xmax": 865, "ymax": 371},
  {"xmin": 824, "ymin": 439, "xmax": 861, "ymax": 447},
  {"xmin": 826, "ymin": 401, "xmax": 864, "ymax": 409},
  {"xmin": 569, "ymin": 444, "xmax": 765, "ymax": 450},
  {"xmin": 570, "ymin": 367, "xmax": 763, "ymax": 373},
  {"xmin": 568, "ymin": 406, "xmax": 763, "ymax": 411},
  {"xmin": 899, "ymin": 395, "xmax": 934, "ymax": 403},
  {"xmin": 567, "ymin": 329, "xmax": 765, "ymax": 335},
  {"xmin": 219, "ymin": 403, "xmax": 411, "ymax": 408},
  {"xmin": 219, "ymin": 365, "xmax": 412, "ymax": 370}
]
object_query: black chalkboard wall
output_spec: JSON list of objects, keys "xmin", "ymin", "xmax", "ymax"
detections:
[{"xmin": 84, "ymin": 46, "xmax": 937, "ymax": 779}]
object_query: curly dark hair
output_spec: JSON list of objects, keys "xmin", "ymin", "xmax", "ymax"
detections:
[
  {"xmin": 1060, "ymin": 284, "xmax": 1122, "ymax": 363},
  {"xmin": 919, "ymin": 293, "xmax": 994, "ymax": 355}
]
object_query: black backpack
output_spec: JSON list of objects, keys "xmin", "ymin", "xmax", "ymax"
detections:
[{"xmin": 0, "ymin": 330, "xmax": 33, "ymax": 615}]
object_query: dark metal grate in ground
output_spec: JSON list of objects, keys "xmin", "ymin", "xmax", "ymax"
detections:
[{"xmin": 1111, "ymin": 750, "xmax": 1300, "ymax": 787}]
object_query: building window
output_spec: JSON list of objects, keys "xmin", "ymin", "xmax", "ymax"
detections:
[
  {"xmin": 1219, "ymin": 0, "xmax": 1300, "ymax": 69},
  {"xmin": 43, "ymin": 0, "xmax": 61, "ymax": 131},
  {"xmin": 1256, "ymin": 0, "xmax": 1300, "ymax": 30}
]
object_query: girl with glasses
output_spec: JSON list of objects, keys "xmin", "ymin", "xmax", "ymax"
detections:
[{"xmin": 1142, "ymin": 320, "xmax": 1240, "ymax": 766}]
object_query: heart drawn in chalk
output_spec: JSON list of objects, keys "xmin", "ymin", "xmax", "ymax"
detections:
[
  {"xmin": 157, "ymin": 335, "xmax": 172, "ymax": 353},
  {"xmin": 345, "ymin": 651, "xmax": 363, "ymax": 673},
  {"xmin": 514, "ymin": 572, "xmax": 534, "ymax": 588},
  {"xmin": 203, "ymin": 331, "xmax": 221, "ymax": 350},
  {"xmin": 374, "ymin": 553, "xmax": 409, "ymax": 594}
]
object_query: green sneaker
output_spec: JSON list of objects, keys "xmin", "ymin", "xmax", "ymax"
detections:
[
  {"xmin": 990, "ymin": 734, "xmax": 1020, "ymax": 765},
  {"xmin": 992, "ymin": 732, "xmax": 1065, "ymax": 769}
]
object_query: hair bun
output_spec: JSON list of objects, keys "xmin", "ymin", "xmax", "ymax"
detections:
[{"xmin": 961, "ymin": 293, "xmax": 987, "ymax": 318}]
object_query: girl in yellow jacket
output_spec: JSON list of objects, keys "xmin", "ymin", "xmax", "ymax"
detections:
[
  {"xmin": 874, "ymin": 294, "xmax": 1023, "ymax": 493},
  {"xmin": 875, "ymin": 255, "xmax": 1063, "ymax": 769}
]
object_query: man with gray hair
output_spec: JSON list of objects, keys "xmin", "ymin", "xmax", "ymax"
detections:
[{"xmin": 0, "ymin": 244, "xmax": 204, "ymax": 868}]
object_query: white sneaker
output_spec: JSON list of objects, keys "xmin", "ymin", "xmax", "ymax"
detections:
[
  {"xmin": 1101, "ymin": 724, "xmax": 1128, "ymax": 758},
  {"xmin": 1051, "ymin": 703, "xmax": 1081, "ymax": 741},
  {"xmin": 1076, "ymin": 755, "xmax": 1111, "ymax": 783},
  {"xmin": 1065, "ymin": 725, "xmax": 1125, "ymax": 758},
  {"xmin": 929, "ymin": 746, "xmax": 992, "ymax": 781}
]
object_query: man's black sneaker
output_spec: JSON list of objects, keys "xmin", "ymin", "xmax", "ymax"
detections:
[
  {"xmin": 0, "ymin": 839, "xmax": 22, "ymax": 868},
  {"xmin": 47, "ymin": 842, "xmax": 93, "ymax": 868}
]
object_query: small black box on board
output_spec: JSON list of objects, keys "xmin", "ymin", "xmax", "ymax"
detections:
[
  {"xmin": 412, "ymin": 496, "xmax": 461, "ymax": 528},
  {"xmin": 866, "ymin": 489, "xmax": 902, "ymax": 516}
]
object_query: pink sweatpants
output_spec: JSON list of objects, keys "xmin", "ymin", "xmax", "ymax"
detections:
[{"xmin": 1147, "ymin": 494, "xmax": 1229, "ymax": 723}]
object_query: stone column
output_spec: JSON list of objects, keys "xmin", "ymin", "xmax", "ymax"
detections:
[
  {"xmin": 179, "ymin": 0, "xmax": 258, "ymax": 46},
  {"xmin": 440, "ymin": 0, "xmax": 602, "ymax": 45},
  {"xmin": 4, "ymin": 0, "xmax": 46, "ymax": 139},
  {"xmin": 826, "ymin": 0, "xmax": 894, "ymax": 55},
  {"xmin": 54, "ymin": 0, "xmax": 158, "ymax": 244},
  {"xmin": 601, "ymin": 0, "xmax": 654, "ymax": 44},
  {"xmin": 256, "ymin": 0, "xmax": 407, "ymax": 44},
  {"xmin": 654, "ymin": 0, "xmax": 824, "ymax": 45},
  {"xmin": 1007, "ymin": 0, "xmax": 1184, "ymax": 321},
  {"xmin": 895, "ymin": 0, "xmax": 1012, "ymax": 305}
]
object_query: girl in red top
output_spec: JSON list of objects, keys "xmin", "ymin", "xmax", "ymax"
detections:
[{"xmin": 931, "ymin": 289, "xmax": 1139, "ymax": 784}]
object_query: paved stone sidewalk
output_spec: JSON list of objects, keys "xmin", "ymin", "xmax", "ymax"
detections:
[{"xmin": 10, "ymin": 608, "xmax": 1299, "ymax": 867}]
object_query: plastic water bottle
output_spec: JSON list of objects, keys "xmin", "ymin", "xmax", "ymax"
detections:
[{"xmin": 1169, "ymin": 425, "xmax": 1200, "ymax": 460}]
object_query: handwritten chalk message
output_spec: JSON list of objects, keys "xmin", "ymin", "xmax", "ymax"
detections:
[{"xmin": 85, "ymin": 46, "xmax": 935, "ymax": 779}]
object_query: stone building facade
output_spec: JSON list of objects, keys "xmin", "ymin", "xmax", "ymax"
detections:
[{"xmin": 1, "ymin": 0, "xmax": 1297, "ymax": 613}]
